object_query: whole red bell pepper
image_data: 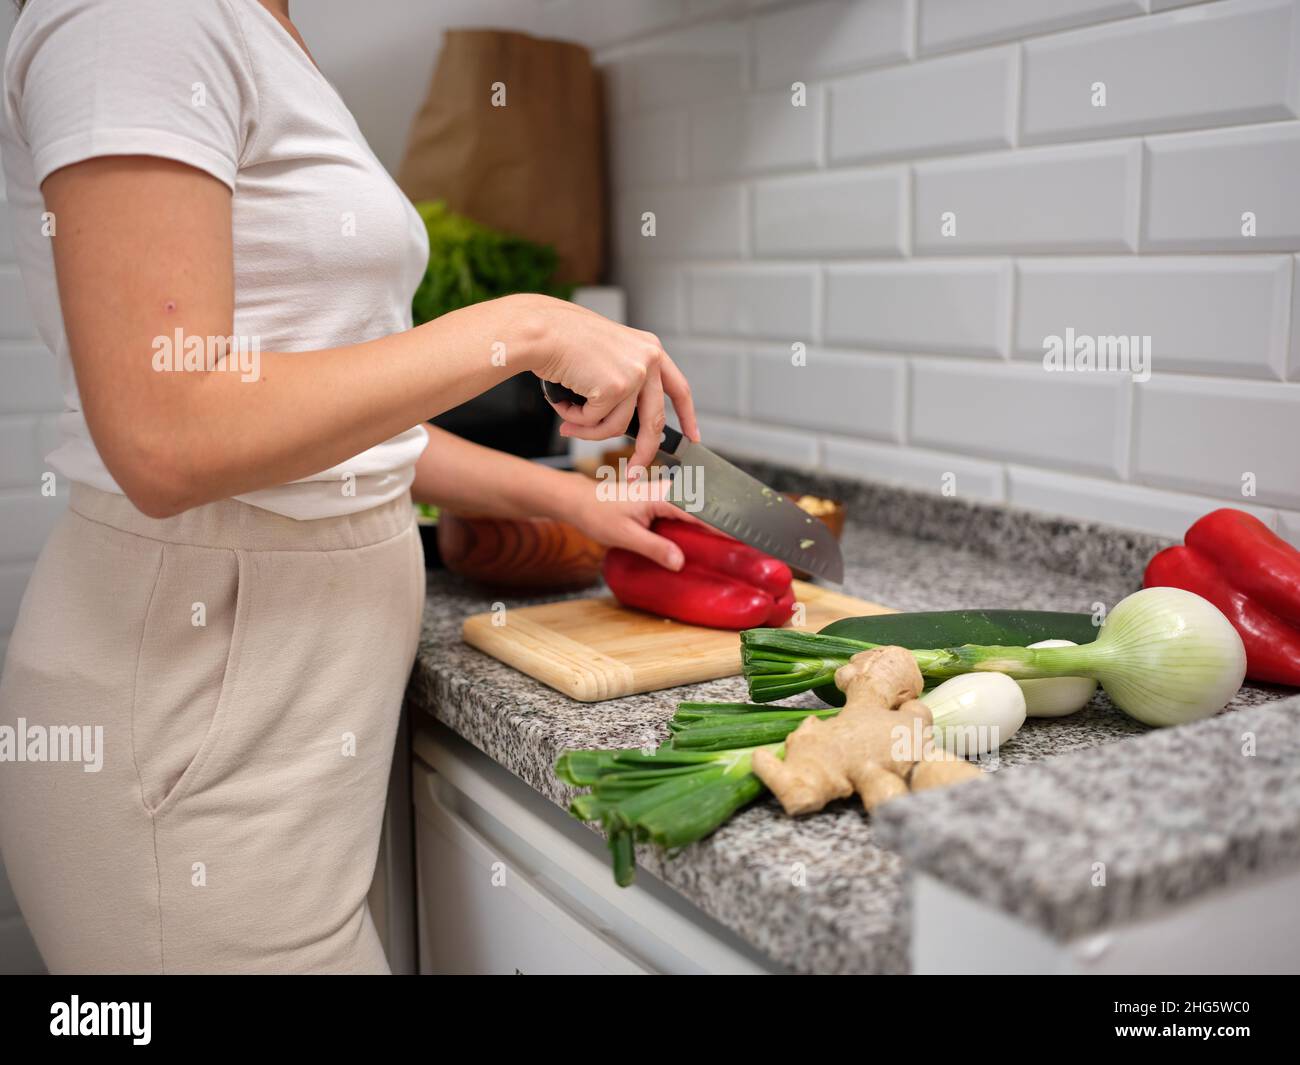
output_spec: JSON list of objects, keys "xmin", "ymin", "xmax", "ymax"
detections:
[
  {"xmin": 602, "ymin": 520, "xmax": 796, "ymax": 631},
  {"xmin": 1143, "ymin": 509, "xmax": 1300, "ymax": 687},
  {"xmin": 1185, "ymin": 509, "xmax": 1300, "ymax": 627}
]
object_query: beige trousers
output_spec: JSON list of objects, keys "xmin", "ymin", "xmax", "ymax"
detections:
[{"xmin": 0, "ymin": 485, "xmax": 424, "ymax": 973}]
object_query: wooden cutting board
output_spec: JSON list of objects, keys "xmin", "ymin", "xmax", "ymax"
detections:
[{"xmin": 461, "ymin": 580, "xmax": 893, "ymax": 702}]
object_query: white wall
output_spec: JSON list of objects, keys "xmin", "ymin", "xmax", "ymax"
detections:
[{"xmin": 596, "ymin": 0, "xmax": 1300, "ymax": 543}]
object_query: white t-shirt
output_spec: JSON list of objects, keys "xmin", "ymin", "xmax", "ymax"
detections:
[{"xmin": 1, "ymin": 0, "xmax": 430, "ymax": 519}]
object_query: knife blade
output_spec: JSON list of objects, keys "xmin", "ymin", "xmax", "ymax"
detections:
[{"xmin": 541, "ymin": 379, "xmax": 844, "ymax": 583}]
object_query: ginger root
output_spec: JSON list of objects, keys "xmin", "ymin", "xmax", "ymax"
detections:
[{"xmin": 752, "ymin": 646, "xmax": 981, "ymax": 817}]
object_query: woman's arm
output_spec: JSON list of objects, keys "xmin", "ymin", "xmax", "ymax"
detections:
[
  {"xmin": 413, "ymin": 426, "xmax": 691, "ymax": 570},
  {"xmin": 42, "ymin": 156, "xmax": 698, "ymax": 518}
]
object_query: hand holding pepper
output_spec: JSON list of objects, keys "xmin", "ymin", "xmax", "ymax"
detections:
[{"xmin": 603, "ymin": 519, "xmax": 796, "ymax": 630}]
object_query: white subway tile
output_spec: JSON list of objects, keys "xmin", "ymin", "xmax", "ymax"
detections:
[
  {"xmin": 0, "ymin": 488, "xmax": 65, "ymax": 565},
  {"xmin": 822, "ymin": 436, "xmax": 1007, "ymax": 501},
  {"xmin": 1134, "ymin": 376, "xmax": 1300, "ymax": 507},
  {"xmin": 1006, "ymin": 465, "xmax": 1279, "ymax": 539},
  {"xmin": 749, "ymin": 345, "xmax": 905, "ymax": 441},
  {"xmin": 610, "ymin": 109, "xmax": 689, "ymax": 188},
  {"xmin": 697, "ymin": 412, "xmax": 820, "ymax": 467},
  {"xmin": 752, "ymin": 167, "xmax": 907, "ymax": 258},
  {"xmin": 662, "ymin": 336, "xmax": 745, "ymax": 416},
  {"xmin": 618, "ymin": 262, "xmax": 686, "ymax": 335},
  {"xmin": 752, "ymin": 0, "xmax": 911, "ymax": 88},
  {"xmin": 909, "ymin": 359, "xmax": 1131, "ymax": 476},
  {"xmin": 1143, "ymin": 122, "xmax": 1300, "ymax": 252},
  {"xmin": 690, "ymin": 86, "xmax": 821, "ymax": 178},
  {"xmin": 830, "ymin": 46, "xmax": 1017, "ymax": 164},
  {"xmin": 1292, "ymin": 254, "xmax": 1300, "ymax": 380},
  {"xmin": 914, "ymin": 140, "xmax": 1140, "ymax": 254},
  {"xmin": 577, "ymin": 0, "xmax": 690, "ymax": 48},
  {"xmin": 919, "ymin": 0, "xmax": 1145, "ymax": 56},
  {"xmin": 687, "ymin": 265, "xmax": 818, "ymax": 339},
  {"xmin": 1021, "ymin": 0, "xmax": 1300, "ymax": 144},
  {"xmin": 613, "ymin": 184, "xmax": 746, "ymax": 260},
  {"xmin": 825, "ymin": 261, "xmax": 1012, "ymax": 357},
  {"xmin": 1015, "ymin": 257, "xmax": 1292, "ymax": 379},
  {"xmin": 0, "ymin": 267, "xmax": 35, "ymax": 340},
  {"xmin": 1278, "ymin": 508, "xmax": 1300, "ymax": 548},
  {"xmin": 0, "ymin": 344, "xmax": 62, "ymax": 414},
  {"xmin": 601, "ymin": 21, "xmax": 747, "ymax": 114},
  {"xmin": 1149, "ymin": 0, "xmax": 1215, "ymax": 10},
  {"xmin": 0, "ymin": 418, "xmax": 44, "ymax": 489}
]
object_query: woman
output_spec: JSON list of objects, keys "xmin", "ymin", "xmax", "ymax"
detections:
[{"xmin": 0, "ymin": 0, "xmax": 698, "ymax": 973}]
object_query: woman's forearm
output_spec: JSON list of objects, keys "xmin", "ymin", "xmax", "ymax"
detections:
[
  {"xmin": 128, "ymin": 296, "xmax": 548, "ymax": 515},
  {"xmin": 412, "ymin": 425, "xmax": 585, "ymax": 521}
]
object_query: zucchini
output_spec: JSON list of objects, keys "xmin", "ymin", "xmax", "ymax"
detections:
[{"xmin": 812, "ymin": 609, "xmax": 1098, "ymax": 706}]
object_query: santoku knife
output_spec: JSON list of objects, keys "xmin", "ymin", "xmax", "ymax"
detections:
[{"xmin": 541, "ymin": 379, "xmax": 844, "ymax": 583}]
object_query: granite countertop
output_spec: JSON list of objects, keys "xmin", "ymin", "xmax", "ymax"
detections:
[{"xmin": 406, "ymin": 469, "xmax": 1299, "ymax": 974}]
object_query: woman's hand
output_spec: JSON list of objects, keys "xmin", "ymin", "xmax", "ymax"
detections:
[
  {"xmin": 518, "ymin": 294, "xmax": 701, "ymax": 475},
  {"xmin": 560, "ymin": 472, "xmax": 701, "ymax": 572}
]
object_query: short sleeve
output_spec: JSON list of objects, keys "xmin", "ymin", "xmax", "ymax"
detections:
[{"xmin": 6, "ymin": 0, "xmax": 258, "ymax": 191}]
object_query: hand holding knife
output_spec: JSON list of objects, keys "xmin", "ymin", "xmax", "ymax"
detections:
[{"xmin": 541, "ymin": 378, "xmax": 844, "ymax": 583}]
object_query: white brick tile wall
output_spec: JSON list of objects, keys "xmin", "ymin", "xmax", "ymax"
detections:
[
  {"xmin": 909, "ymin": 359, "xmax": 1131, "ymax": 477},
  {"xmin": 1015, "ymin": 257, "xmax": 1293, "ymax": 379},
  {"xmin": 0, "ymin": 265, "xmax": 36, "ymax": 340},
  {"xmin": 610, "ymin": 108, "xmax": 689, "ymax": 188},
  {"xmin": 614, "ymin": 184, "xmax": 746, "ymax": 260},
  {"xmin": 1021, "ymin": 0, "xmax": 1300, "ymax": 144},
  {"xmin": 1278, "ymin": 509, "xmax": 1300, "ymax": 548},
  {"xmin": 918, "ymin": 0, "xmax": 1145, "ymax": 56},
  {"xmin": 1007, "ymin": 464, "xmax": 1280, "ymax": 539},
  {"xmin": 1143, "ymin": 122, "xmax": 1300, "ymax": 252},
  {"xmin": 599, "ymin": 0, "xmax": 1300, "ymax": 562},
  {"xmin": 752, "ymin": 0, "xmax": 912, "ymax": 88},
  {"xmin": 662, "ymin": 336, "xmax": 746, "ymax": 416},
  {"xmin": 1133, "ymin": 376, "xmax": 1300, "ymax": 507},
  {"xmin": 697, "ymin": 412, "xmax": 821, "ymax": 467},
  {"xmin": 823, "ymin": 435, "xmax": 1007, "ymax": 500},
  {"xmin": 914, "ymin": 139, "xmax": 1140, "ymax": 254},
  {"xmin": 686, "ymin": 264, "xmax": 818, "ymax": 339},
  {"xmin": 690, "ymin": 86, "xmax": 822, "ymax": 177},
  {"xmin": 828, "ymin": 46, "xmax": 1017, "ymax": 164},
  {"xmin": 0, "ymin": 344, "xmax": 62, "ymax": 414},
  {"xmin": 749, "ymin": 345, "xmax": 905, "ymax": 440},
  {"xmin": 752, "ymin": 167, "xmax": 907, "ymax": 257},
  {"xmin": 825, "ymin": 261, "xmax": 1012, "ymax": 356}
]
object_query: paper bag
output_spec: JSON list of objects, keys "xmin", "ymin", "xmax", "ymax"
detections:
[{"xmin": 397, "ymin": 29, "xmax": 606, "ymax": 286}]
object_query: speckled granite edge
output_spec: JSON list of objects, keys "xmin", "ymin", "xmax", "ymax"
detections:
[
  {"xmin": 737, "ymin": 457, "xmax": 1173, "ymax": 585},
  {"xmin": 873, "ymin": 696, "xmax": 1300, "ymax": 941}
]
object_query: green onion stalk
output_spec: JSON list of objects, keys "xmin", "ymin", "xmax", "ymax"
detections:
[
  {"xmin": 742, "ymin": 587, "xmax": 1247, "ymax": 728},
  {"xmin": 555, "ymin": 737, "xmax": 785, "ymax": 886}
]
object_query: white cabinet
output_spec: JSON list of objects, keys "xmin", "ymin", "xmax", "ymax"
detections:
[{"xmin": 412, "ymin": 723, "xmax": 773, "ymax": 975}]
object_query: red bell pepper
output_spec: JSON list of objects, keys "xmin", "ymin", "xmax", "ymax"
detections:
[
  {"xmin": 1143, "ymin": 510, "xmax": 1300, "ymax": 687},
  {"xmin": 603, "ymin": 549, "xmax": 776, "ymax": 630},
  {"xmin": 651, "ymin": 519, "xmax": 793, "ymax": 597},
  {"xmin": 1184, "ymin": 509, "xmax": 1300, "ymax": 627},
  {"xmin": 602, "ymin": 519, "xmax": 797, "ymax": 631}
]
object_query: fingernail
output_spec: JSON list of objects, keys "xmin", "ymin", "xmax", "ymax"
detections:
[{"xmin": 669, "ymin": 549, "xmax": 684, "ymax": 570}]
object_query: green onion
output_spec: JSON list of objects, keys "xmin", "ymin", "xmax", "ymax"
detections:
[
  {"xmin": 743, "ymin": 587, "xmax": 1246, "ymax": 728},
  {"xmin": 555, "ymin": 741, "xmax": 781, "ymax": 886}
]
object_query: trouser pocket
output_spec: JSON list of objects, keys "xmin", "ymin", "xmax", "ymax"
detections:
[{"xmin": 132, "ymin": 543, "xmax": 243, "ymax": 814}]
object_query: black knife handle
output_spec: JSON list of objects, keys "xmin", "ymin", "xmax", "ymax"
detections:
[{"xmin": 540, "ymin": 379, "xmax": 683, "ymax": 454}]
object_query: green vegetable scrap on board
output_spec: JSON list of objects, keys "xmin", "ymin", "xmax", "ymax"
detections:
[{"xmin": 410, "ymin": 200, "xmax": 574, "ymax": 325}]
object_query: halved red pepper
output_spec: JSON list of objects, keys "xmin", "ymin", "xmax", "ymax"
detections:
[
  {"xmin": 651, "ymin": 519, "xmax": 793, "ymax": 597},
  {"xmin": 603, "ymin": 549, "xmax": 775, "ymax": 630},
  {"xmin": 1143, "ymin": 510, "xmax": 1300, "ymax": 687}
]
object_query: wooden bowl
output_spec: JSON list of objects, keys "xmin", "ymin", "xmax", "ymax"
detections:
[
  {"xmin": 437, "ymin": 513, "xmax": 606, "ymax": 592},
  {"xmin": 783, "ymin": 493, "xmax": 847, "ymax": 580}
]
